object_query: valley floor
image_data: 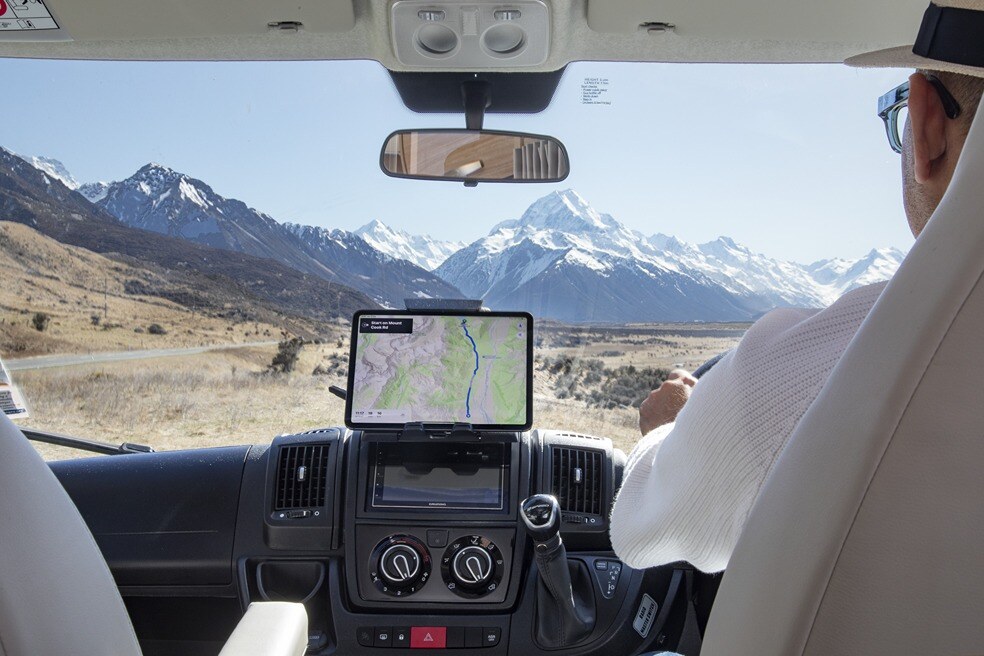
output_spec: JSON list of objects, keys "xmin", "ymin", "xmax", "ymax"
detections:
[{"xmin": 15, "ymin": 322, "xmax": 744, "ymax": 460}]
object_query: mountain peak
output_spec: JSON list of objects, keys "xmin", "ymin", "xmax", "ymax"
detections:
[
  {"xmin": 78, "ymin": 181, "xmax": 110, "ymax": 203},
  {"xmin": 19, "ymin": 154, "xmax": 80, "ymax": 190},
  {"xmin": 134, "ymin": 162, "xmax": 180, "ymax": 179},
  {"xmin": 356, "ymin": 219, "xmax": 397, "ymax": 238},
  {"xmin": 517, "ymin": 189, "xmax": 617, "ymax": 233}
]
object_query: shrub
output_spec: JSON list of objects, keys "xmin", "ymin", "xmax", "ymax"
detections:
[
  {"xmin": 147, "ymin": 324, "xmax": 168, "ymax": 335},
  {"xmin": 585, "ymin": 365, "xmax": 671, "ymax": 410},
  {"xmin": 270, "ymin": 337, "xmax": 304, "ymax": 374},
  {"xmin": 90, "ymin": 314, "xmax": 101, "ymax": 326},
  {"xmin": 31, "ymin": 312, "xmax": 50, "ymax": 332},
  {"xmin": 134, "ymin": 327, "xmax": 145, "ymax": 334}
]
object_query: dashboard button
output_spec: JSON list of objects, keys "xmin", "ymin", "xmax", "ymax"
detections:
[
  {"xmin": 394, "ymin": 627, "xmax": 410, "ymax": 648},
  {"xmin": 411, "ymin": 626, "xmax": 446, "ymax": 649},
  {"xmin": 426, "ymin": 529, "xmax": 449, "ymax": 548},
  {"xmin": 446, "ymin": 626, "xmax": 465, "ymax": 648},
  {"xmin": 356, "ymin": 627, "xmax": 374, "ymax": 647},
  {"xmin": 374, "ymin": 627, "xmax": 393, "ymax": 647},
  {"xmin": 482, "ymin": 627, "xmax": 501, "ymax": 647},
  {"xmin": 465, "ymin": 627, "xmax": 484, "ymax": 648}
]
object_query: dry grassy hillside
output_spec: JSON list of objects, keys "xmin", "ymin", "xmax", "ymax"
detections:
[{"xmin": 0, "ymin": 221, "xmax": 319, "ymax": 357}]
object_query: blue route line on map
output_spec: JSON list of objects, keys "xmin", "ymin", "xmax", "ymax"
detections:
[{"xmin": 461, "ymin": 319, "xmax": 480, "ymax": 419}]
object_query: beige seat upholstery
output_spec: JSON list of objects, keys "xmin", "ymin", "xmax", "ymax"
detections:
[
  {"xmin": 0, "ymin": 414, "xmax": 308, "ymax": 656},
  {"xmin": 0, "ymin": 413, "xmax": 142, "ymax": 656},
  {"xmin": 702, "ymin": 112, "xmax": 984, "ymax": 653}
]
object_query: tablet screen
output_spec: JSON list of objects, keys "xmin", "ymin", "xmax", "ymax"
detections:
[{"xmin": 346, "ymin": 311, "xmax": 533, "ymax": 430}]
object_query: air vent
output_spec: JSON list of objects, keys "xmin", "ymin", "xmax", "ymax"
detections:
[
  {"xmin": 551, "ymin": 447, "xmax": 603, "ymax": 516},
  {"xmin": 275, "ymin": 444, "xmax": 330, "ymax": 510}
]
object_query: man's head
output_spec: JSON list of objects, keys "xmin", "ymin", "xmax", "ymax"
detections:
[
  {"xmin": 903, "ymin": 71, "xmax": 984, "ymax": 236},
  {"xmin": 846, "ymin": 0, "xmax": 984, "ymax": 237}
]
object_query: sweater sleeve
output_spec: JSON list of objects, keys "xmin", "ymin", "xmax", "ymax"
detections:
[{"xmin": 609, "ymin": 282, "xmax": 886, "ymax": 573}]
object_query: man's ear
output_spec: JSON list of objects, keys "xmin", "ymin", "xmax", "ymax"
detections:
[{"xmin": 908, "ymin": 72, "xmax": 948, "ymax": 184}]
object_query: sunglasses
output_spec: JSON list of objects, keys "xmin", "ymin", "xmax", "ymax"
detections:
[{"xmin": 877, "ymin": 74, "xmax": 962, "ymax": 154}]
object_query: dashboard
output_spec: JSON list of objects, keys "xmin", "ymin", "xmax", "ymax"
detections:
[{"xmin": 46, "ymin": 425, "xmax": 712, "ymax": 656}]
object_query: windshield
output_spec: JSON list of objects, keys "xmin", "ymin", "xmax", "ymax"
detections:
[{"xmin": 0, "ymin": 59, "xmax": 910, "ymax": 458}]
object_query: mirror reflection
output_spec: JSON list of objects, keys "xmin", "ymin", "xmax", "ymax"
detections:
[{"xmin": 381, "ymin": 130, "xmax": 570, "ymax": 183}]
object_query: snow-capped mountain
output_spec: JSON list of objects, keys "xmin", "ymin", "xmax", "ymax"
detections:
[
  {"xmin": 78, "ymin": 181, "xmax": 110, "ymax": 203},
  {"xmin": 435, "ymin": 190, "xmax": 905, "ymax": 322},
  {"xmin": 648, "ymin": 233, "xmax": 906, "ymax": 307},
  {"xmin": 285, "ymin": 222, "xmax": 463, "ymax": 304},
  {"xmin": 88, "ymin": 163, "xmax": 462, "ymax": 307},
  {"xmin": 355, "ymin": 219, "xmax": 465, "ymax": 271},
  {"xmin": 436, "ymin": 190, "xmax": 769, "ymax": 322},
  {"xmin": 806, "ymin": 248, "xmax": 906, "ymax": 296},
  {"xmin": 17, "ymin": 155, "xmax": 79, "ymax": 190}
]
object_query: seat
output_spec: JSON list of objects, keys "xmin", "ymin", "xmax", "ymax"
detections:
[
  {"xmin": 701, "ymin": 110, "xmax": 984, "ymax": 652},
  {"xmin": 0, "ymin": 414, "xmax": 308, "ymax": 656}
]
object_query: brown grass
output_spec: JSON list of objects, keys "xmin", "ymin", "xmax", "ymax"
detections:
[
  {"xmin": 0, "ymin": 222, "xmax": 299, "ymax": 357},
  {"xmin": 16, "ymin": 322, "xmax": 743, "ymax": 461}
]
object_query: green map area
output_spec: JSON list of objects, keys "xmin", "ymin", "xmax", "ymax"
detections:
[{"xmin": 351, "ymin": 315, "xmax": 528, "ymax": 425}]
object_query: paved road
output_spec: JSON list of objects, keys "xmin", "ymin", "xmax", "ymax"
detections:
[{"xmin": 5, "ymin": 341, "xmax": 279, "ymax": 371}]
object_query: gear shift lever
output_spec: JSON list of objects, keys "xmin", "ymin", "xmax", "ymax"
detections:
[
  {"xmin": 521, "ymin": 494, "xmax": 562, "ymax": 544},
  {"xmin": 521, "ymin": 495, "xmax": 595, "ymax": 649}
]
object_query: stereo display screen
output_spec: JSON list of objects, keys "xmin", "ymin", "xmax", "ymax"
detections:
[{"xmin": 370, "ymin": 442, "xmax": 507, "ymax": 511}]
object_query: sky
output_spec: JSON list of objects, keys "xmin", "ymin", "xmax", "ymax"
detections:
[{"xmin": 0, "ymin": 58, "xmax": 910, "ymax": 263}]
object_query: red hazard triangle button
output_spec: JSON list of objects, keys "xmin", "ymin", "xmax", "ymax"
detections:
[{"xmin": 410, "ymin": 626, "xmax": 447, "ymax": 648}]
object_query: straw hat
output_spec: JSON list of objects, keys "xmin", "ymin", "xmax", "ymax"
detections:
[{"xmin": 846, "ymin": 0, "xmax": 984, "ymax": 78}]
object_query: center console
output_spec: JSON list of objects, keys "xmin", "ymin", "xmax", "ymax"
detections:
[
  {"xmin": 233, "ymin": 312, "xmax": 691, "ymax": 654},
  {"xmin": 345, "ymin": 433, "xmax": 531, "ymax": 610}
]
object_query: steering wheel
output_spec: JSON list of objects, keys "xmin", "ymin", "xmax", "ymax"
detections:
[{"xmin": 691, "ymin": 350, "xmax": 731, "ymax": 380}]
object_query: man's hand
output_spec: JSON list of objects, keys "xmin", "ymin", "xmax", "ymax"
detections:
[{"xmin": 639, "ymin": 369, "xmax": 697, "ymax": 435}]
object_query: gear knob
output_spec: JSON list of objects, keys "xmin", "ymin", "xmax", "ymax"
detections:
[{"xmin": 521, "ymin": 494, "xmax": 561, "ymax": 543}]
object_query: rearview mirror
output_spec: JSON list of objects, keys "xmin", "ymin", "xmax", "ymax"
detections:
[{"xmin": 380, "ymin": 129, "xmax": 570, "ymax": 185}]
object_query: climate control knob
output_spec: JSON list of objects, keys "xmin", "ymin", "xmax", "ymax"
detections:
[
  {"xmin": 381, "ymin": 545, "xmax": 421, "ymax": 584},
  {"xmin": 452, "ymin": 546, "xmax": 494, "ymax": 586},
  {"xmin": 369, "ymin": 535, "xmax": 431, "ymax": 597},
  {"xmin": 441, "ymin": 535, "xmax": 505, "ymax": 598}
]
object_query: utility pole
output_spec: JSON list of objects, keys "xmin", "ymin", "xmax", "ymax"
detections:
[{"xmin": 103, "ymin": 277, "xmax": 108, "ymax": 320}]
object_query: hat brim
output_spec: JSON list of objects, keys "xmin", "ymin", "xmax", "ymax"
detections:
[{"xmin": 846, "ymin": 45, "xmax": 984, "ymax": 79}]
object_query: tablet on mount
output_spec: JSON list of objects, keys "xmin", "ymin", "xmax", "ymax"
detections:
[{"xmin": 345, "ymin": 310, "xmax": 534, "ymax": 435}]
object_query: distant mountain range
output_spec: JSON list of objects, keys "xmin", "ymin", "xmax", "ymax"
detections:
[
  {"xmin": 9, "ymin": 152, "xmax": 906, "ymax": 323},
  {"xmin": 78, "ymin": 163, "xmax": 461, "ymax": 306},
  {"xmin": 0, "ymin": 148, "xmax": 374, "ymax": 324}
]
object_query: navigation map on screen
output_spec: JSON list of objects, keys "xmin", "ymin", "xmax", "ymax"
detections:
[{"xmin": 347, "ymin": 313, "xmax": 531, "ymax": 428}]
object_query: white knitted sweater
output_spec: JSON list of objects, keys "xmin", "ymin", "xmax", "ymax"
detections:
[{"xmin": 609, "ymin": 282, "xmax": 887, "ymax": 573}]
